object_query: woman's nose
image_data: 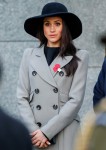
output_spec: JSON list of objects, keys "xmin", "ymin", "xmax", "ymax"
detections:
[{"xmin": 50, "ymin": 25, "xmax": 55, "ymax": 32}]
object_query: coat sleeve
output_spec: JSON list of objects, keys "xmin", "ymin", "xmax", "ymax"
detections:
[
  {"xmin": 17, "ymin": 48, "xmax": 39, "ymax": 133},
  {"xmin": 93, "ymin": 58, "xmax": 106, "ymax": 107},
  {"xmin": 40, "ymin": 50, "xmax": 89, "ymax": 140}
]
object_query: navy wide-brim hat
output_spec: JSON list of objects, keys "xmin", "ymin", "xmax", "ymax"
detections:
[{"xmin": 24, "ymin": 2, "xmax": 82, "ymax": 40}]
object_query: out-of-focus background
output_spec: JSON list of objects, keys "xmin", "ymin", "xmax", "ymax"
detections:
[{"xmin": 0, "ymin": 0, "xmax": 106, "ymax": 124}]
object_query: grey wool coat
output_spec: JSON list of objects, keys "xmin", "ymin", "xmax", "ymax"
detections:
[{"xmin": 17, "ymin": 46, "xmax": 89, "ymax": 150}]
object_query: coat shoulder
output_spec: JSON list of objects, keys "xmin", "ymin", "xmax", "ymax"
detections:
[
  {"xmin": 22, "ymin": 47, "xmax": 38, "ymax": 58},
  {"xmin": 23, "ymin": 48, "xmax": 34, "ymax": 57},
  {"xmin": 76, "ymin": 49, "xmax": 89, "ymax": 62}
]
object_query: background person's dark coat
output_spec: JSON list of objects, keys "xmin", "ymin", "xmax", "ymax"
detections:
[
  {"xmin": 93, "ymin": 58, "xmax": 106, "ymax": 106},
  {"xmin": 0, "ymin": 108, "xmax": 32, "ymax": 150}
]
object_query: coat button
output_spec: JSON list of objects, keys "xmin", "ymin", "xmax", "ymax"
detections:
[
  {"xmin": 32, "ymin": 71, "xmax": 37, "ymax": 76},
  {"xmin": 35, "ymin": 89, "xmax": 39, "ymax": 94},
  {"xmin": 36, "ymin": 105, "xmax": 41, "ymax": 110},
  {"xmin": 37, "ymin": 122, "xmax": 42, "ymax": 127},
  {"xmin": 53, "ymin": 88, "xmax": 58, "ymax": 93},
  {"xmin": 59, "ymin": 71, "xmax": 64, "ymax": 77},
  {"xmin": 53, "ymin": 105, "xmax": 58, "ymax": 110}
]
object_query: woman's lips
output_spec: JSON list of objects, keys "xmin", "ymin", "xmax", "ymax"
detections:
[{"xmin": 49, "ymin": 34, "xmax": 56, "ymax": 37}]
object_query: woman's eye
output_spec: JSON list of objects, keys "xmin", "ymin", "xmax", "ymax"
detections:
[
  {"xmin": 55, "ymin": 22, "xmax": 61, "ymax": 26},
  {"xmin": 44, "ymin": 23, "xmax": 50, "ymax": 26}
]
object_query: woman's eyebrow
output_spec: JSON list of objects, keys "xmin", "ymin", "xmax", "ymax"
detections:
[
  {"xmin": 54, "ymin": 20, "xmax": 62, "ymax": 22},
  {"xmin": 44, "ymin": 19, "xmax": 62, "ymax": 22}
]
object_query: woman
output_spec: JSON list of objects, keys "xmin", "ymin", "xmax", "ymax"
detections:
[{"xmin": 17, "ymin": 2, "xmax": 89, "ymax": 150}]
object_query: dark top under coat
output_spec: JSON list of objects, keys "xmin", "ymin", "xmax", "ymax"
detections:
[{"xmin": 44, "ymin": 46, "xmax": 60, "ymax": 65}]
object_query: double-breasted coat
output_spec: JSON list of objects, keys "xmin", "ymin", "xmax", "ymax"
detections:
[{"xmin": 17, "ymin": 46, "xmax": 89, "ymax": 150}]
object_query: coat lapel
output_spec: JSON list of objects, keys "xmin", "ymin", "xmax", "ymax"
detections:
[
  {"xmin": 30, "ymin": 46, "xmax": 57, "ymax": 87},
  {"xmin": 50, "ymin": 55, "xmax": 73, "ymax": 77},
  {"xmin": 30, "ymin": 46, "xmax": 73, "ymax": 86}
]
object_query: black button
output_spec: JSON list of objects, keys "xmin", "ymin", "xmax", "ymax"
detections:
[
  {"xmin": 53, "ymin": 88, "xmax": 58, "ymax": 93},
  {"xmin": 36, "ymin": 105, "xmax": 41, "ymax": 110},
  {"xmin": 53, "ymin": 105, "xmax": 58, "ymax": 110},
  {"xmin": 35, "ymin": 89, "xmax": 39, "ymax": 94},
  {"xmin": 37, "ymin": 122, "xmax": 42, "ymax": 127},
  {"xmin": 32, "ymin": 71, "xmax": 37, "ymax": 76},
  {"xmin": 59, "ymin": 71, "xmax": 64, "ymax": 77}
]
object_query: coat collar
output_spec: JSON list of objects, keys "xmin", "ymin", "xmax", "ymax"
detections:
[
  {"xmin": 50, "ymin": 55, "xmax": 73, "ymax": 77},
  {"xmin": 30, "ymin": 46, "xmax": 73, "ymax": 87}
]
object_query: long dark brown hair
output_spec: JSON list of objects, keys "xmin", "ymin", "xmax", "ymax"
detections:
[{"xmin": 36, "ymin": 17, "xmax": 80, "ymax": 76}]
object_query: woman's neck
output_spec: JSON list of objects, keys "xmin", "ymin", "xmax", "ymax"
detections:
[{"xmin": 47, "ymin": 42, "xmax": 60, "ymax": 47}]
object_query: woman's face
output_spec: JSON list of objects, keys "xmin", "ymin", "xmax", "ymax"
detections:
[{"xmin": 43, "ymin": 16, "xmax": 63, "ymax": 47}]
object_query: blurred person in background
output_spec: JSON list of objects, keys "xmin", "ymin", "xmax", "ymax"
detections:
[
  {"xmin": 93, "ymin": 34, "xmax": 106, "ymax": 108},
  {"xmin": 0, "ymin": 59, "xmax": 32, "ymax": 150},
  {"xmin": 75, "ymin": 98, "xmax": 106, "ymax": 150}
]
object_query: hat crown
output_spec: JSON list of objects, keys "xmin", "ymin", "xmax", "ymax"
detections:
[{"xmin": 41, "ymin": 2, "xmax": 68, "ymax": 15}]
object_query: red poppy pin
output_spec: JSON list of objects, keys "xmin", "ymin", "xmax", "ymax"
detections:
[{"xmin": 53, "ymin": 64, "xmax": 61, "ymax": 72}]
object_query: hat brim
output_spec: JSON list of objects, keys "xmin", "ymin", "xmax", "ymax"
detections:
[{"xmin": 24, "ymin": 12, "xmax": 82, "ymax": 40}]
